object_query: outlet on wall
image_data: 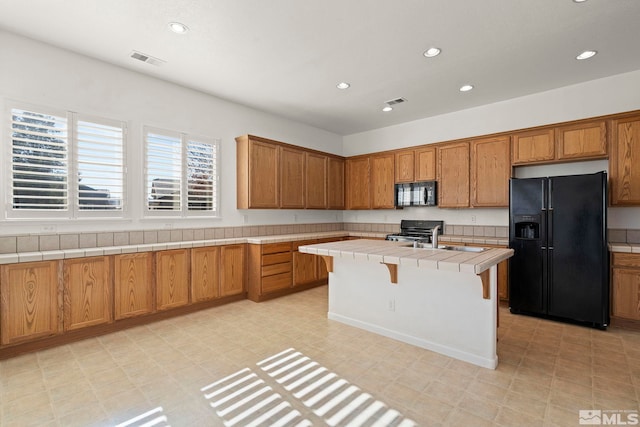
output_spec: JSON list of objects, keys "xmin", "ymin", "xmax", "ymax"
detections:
[
  {"xmin": 388, "ymin": 299, "xmax": 395, "ymax": 312},
  {"xmin": 471, "ymin": 215, "xmax": 477, "ymax": 223}
]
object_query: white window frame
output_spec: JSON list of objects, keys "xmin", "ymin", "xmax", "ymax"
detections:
[
  {"xmin": 5, "ymin": 102, "xmax": 127, "ymax": 220},
  {"xmin": 144, "ymin": 126, "xmax": 219, "ymax": 218}
]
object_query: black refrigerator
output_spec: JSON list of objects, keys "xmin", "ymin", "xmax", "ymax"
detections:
[{"xmin": 509, "ymin": 171, "xmax": 609, "ymax": 328}]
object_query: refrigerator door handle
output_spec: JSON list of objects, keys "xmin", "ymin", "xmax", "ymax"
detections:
[
  {"xmin": 548, "ymin": 179, "xmax": 553, "ymax": 210},
  {"xmin": 541, "ymin": 180, "xmax": 546, "ymax": 211}
]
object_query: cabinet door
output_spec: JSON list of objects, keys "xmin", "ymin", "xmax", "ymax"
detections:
[
  {"xmin": 63, "ymin": 257, "xmax": 112, "ymax": 331},
  {"xmin": 114, "ymin": 253, "xmax": 153, "ymax": 320},
  {"xmin": 612, "ymin": 268, "xmax": 640, "ymax": 320},
  {"xmin": 156, "ymin": 249, "xmax": 190, "ymax": 310},
  {"xmin": 415, "ymin": 146, "xmax": 436, "ymax": 181},
  {"xmin": 395, "ymin": 150, "xmax": 414, "ymax": 183},
  {"xmin": 346, "ymin": 157, "xmax": 371, "ymax": 209},
  {"xmin": 610, "ymin": 115, "xmax": 640, "ymax": 206},
  {"xmin": 248, "ymin": 139, "xmax": 279, "ymax": 208},
  {"xmin": 191, "ymin": 246, "xmax": 220, "ymax": 302},
  {"xmin": 306, "ymin": 153, "xmax": 327, "ymax": 209},
  {"xmin": 511, "ymin": 129, "xmax": 555, "ymax": 164},
  {"xmin": 293, "ymin": 240, "xmax": 318, "ymax": 286},
  {"xmin": 327, "ymin": 157, "xmax": 345, "ymax": 209},
  {"xmin": 1, "ymin": 261, "xmax": 61, "ymax": 345},
  {"xmin": 221, "ymin": 244, "xmax": 245, "ymax": 297},
  {"xmin": 280, "ymin": 146, "xmax": 305, "ymax": 208},
  {"xmin": 471, "ymin": 136, "xmax": 510, "ymax": 207},
  {"xmin": 556, "ymin": 120, "xmax": 607, "ymax": 160},
  {"xmin": 438, "ymin": 142, "xmax": 470, "ymax": 208},
  {"xmin": 370, "ymin": 153, "xmax": 395, "ymax": 209}
]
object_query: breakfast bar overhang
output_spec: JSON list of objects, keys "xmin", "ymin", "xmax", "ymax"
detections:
[{"xmin": 299, "ymin": 239, "xmax": 514, "ymax": 369}]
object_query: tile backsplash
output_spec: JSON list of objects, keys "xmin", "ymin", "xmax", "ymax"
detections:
[{"xmin": 0, "ymin": 222, "xmax": 637, "ymax": 254}]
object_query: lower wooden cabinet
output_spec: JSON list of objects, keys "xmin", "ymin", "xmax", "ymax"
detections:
[
  {"xmin": 63, "ymin": 257, "xmax": 112, "ymax": 331},
  {"xmin": 0, "ymin": 261, "xmax": 61, "ymax": 345},
  {"xmin": 220, "ymin": 244, "xmax": 245, "ymax": 297},
  {"xmin": 156, "ymin": 249, "xmax": 190, "ymax": 311},
  {"xmin": 191, "ymin": 246, "xmax": 221, "ymax": 302},
  {"xmin": 293, "ymin": 240, "xmax": 319, "ymax": 287},
  {"xmin": 611, "ymin": 253, "xmax": 640, "ymax": 321},
  {"xmin": 115, "ymin": 253, "xmax": 153, "ymax": 319}
]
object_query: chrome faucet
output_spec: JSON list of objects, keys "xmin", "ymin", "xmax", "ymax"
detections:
[{"xmin": 431, "ymin": 225, "xmax": 440, "ymax": 249}]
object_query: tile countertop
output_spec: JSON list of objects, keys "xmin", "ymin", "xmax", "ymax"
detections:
[
  {"xmin": 609, "ymin": 243, "xmax": 640, "ymax": 253},
  {"xmin": 299, "ymin": 239, "xmax": 514, "ymax": 275}
]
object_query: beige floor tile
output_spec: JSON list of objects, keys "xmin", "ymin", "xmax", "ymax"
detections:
[
  {"xmin": 446, "ymin": 407, "xmax": 495, "ymax": 427},
  {"xmin": 495, "ymin": 405, "xmax": 545, "ymax": 426},
  {"xmin": 457, "ymin": 393, "xmax": 500, "ymax": 421}
]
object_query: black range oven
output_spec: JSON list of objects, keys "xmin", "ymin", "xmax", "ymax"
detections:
[{"xmin": 385, "ymin": 219, "xmax": 444, "ymax": 243}]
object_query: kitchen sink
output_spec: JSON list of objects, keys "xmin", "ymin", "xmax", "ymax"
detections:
[{"xmin": 402, "ymin": 242, "xmax": 487, "ymax": 252}]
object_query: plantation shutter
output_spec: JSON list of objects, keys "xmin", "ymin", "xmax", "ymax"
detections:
[
  {"xmin": 11, "ymin": 108, "xmax": 69, "ymax": 210},
  {"xmin": 146, "ymin": 130, "xmax": 182, "ymax": 211},
  {"xmin": 187, "ymin": 139, "xmax": 217, "ymax": 213},
  {"xmin": 76, "ymin": 117, "xmax": 124, "ymax": 210}
]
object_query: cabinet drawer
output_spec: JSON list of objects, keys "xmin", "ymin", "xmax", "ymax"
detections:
[
  {"xmin": 262, "ymin": 272, "xmax": 292, "ymax": 293},
  {"xmin": 262, "ymin": 242, "xmax": 292, "ymax": 255},
  {"xmin": 262, "ymin": 262, "xmax": 292, "ymax": 277},
  {"xmin": 613, "ymin": 253, "xmax": 640, "ymax": 268},
  {"xmin": 262, "ymin": 252, "xmax": 292, "ymax": 266}
]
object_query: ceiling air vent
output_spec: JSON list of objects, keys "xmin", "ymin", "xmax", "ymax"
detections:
[
  {"xmin": 130, "ymin": 50, "xmax": 166, "ymax": 67},
  {"xmin": 385, "ymin": 98, "xmax": 407, "ymax": 106}
]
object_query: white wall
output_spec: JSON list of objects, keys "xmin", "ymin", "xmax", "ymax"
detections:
[
  {"xmin": 343, "ymin": 70, "xmax": 640, "ymax": 229},
  {"xmin": 0, "ymin": 31, "xmax": 343, "ymax": 235}
]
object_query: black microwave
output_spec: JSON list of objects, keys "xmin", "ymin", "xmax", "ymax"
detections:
[{"xmin": 395, "ymin": 181, "xmax": 437, "ymax": 207}]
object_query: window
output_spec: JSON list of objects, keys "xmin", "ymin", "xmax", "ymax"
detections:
[
  {"xmin": 145, "ymin": 127, "xmax": 218, "ymax": 216},
  {"xmin": 8, "ymin": 105, "xmax": 125, "ymax": 218}
]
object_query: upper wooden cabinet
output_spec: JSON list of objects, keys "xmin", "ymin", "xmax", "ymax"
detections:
[
  {"xmin": 438, "ymin": 142, "xmax": 470, "ymax": 208},
  {"xmin": 346, "ymin": 156, "xmax": 371, "ymax": 209},
  {"xmin": 63, "ymin": 257, "xmax": 112, "ymax": 331},
  {"xmin": 512, "ymin": 129, "xmax": 555, "ymax": 165},
  {"xmin": 395, "ymin": 150, "xmax": 415, "ymax": 183},
  {"xmin": 371, "ymin": 153, "xmax": 395, "ymax": 209},
  {"xmin": 114, "ymin": 253, "xmax": 153, "ymax": 320},
  {"xmin": 610, "ymin": 115, "xmax": 640, "ymax": 206},
  {"xmin": 306, "ymin": 153, "xmax": 327, "ymax": 209},
  {"xmin": 556, "ymin": 120, "xmax": 607, "ymax": 160},
  {"xmin": 236, "ymin": 136, "xmax": 279, "ymax": 209},
  {"xmin": 1, "ymin": 261, "xmax": 61, "ymax": 346},
  {"xmin": 471, "ymin": 136, "xmax": 511, "ymax": 207},
  {"xmin": 327, "ymin": 157, "xmax": 345, "ymax": 209},
  {"xmin": 280, "ymin": 146, "xmax": 305, "ymax": 209},
  {"xmin": 415, "ymin": 146, "xmax": 437, "ymax": 181}
]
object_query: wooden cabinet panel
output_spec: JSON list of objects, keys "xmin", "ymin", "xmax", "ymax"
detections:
[
  {"xmin": 221, "ymin": 244, "xmax": 245, "ymax": 297},
  {"xmin": 236, "ymin": 137, "xmax": 279, "ymax": 209},
  {"xmin": 114, "ymin": 253, "xmax": 153, "ymax": 320},
  {"xmin": 556, "ymin": 120, "xmax": 607, "ymax": 160},
  {"xmin": 610, "ymin": 115, "xmax": 640, "ymax": 206},
  {"xmin": 395, "ymin": 150, "xmax": 414, "ymax": 183},
  {"xmin": 415, "ymin": 146, "xmax": 436, "ymax": 181},
  {"xmin": 511, "ymin": 129, "xmax": 555, "ymax": 164},
  {"xmin": 471, "ymin": 136, "xmax": 510, "ymax": 207},
  {"xmin": 63, "ymin": 257, "xmax": 112, "ymax": 331},
  {"xmin": 346, "ymin": 157, "xmax": 371, "ymax": 209},
  {"xmin": 280, "ymin": 146, "xmax": 305, "ymax": 209},
  {"xmin": 293, "ymin": 239, "xmax": 318, "ymax": 287},
  {"xmin": 156, "ymin": 249, "xmax": 190, "ymax": 310},
  {"xmin": 306, "ymin": 153, "xmax": 327, "ymax": 209},
  {"xmin": 1, "ymin": 261, "xmax": 60, "ymax": 345},
  {"xmin": 438, "ymin": 142, "xmax": 470, "ymax": 208},
  {"xmin": 191, "ymin": 247, "xmax": 220, "ymax": 302},
  {"xmin": 370, "ymin": 153, "xmax": 395, "ymax": 209},
  {"xmin": 327, "ymin": 157, "xmax": 345, "ymax": 209},
  {"xmin": 612, "ymin": 268, "xmax": 640, "ymax": 320}
]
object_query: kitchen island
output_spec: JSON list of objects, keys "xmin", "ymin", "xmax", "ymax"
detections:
[{"xmin": 299, "ymin": 239, "xmax": 513, "ymax": 369}]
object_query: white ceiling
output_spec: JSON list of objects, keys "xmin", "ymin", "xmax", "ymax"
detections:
[{"xmin": 1, "ymin": 0, "xmax": 639, "ymax": 135}]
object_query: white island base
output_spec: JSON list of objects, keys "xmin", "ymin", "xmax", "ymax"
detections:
[{"xmin": 327, "ymin": 257, "xmax": 498, "ymax": 369}]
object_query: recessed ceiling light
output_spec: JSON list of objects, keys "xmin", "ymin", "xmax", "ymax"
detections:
[
  {"xmin": 573, "ymin": 0, "xmax": 588, "ymax": 3},
  {"xmin": 423, "ymin": 47, "xmax": 441, "ymax": 58},
  {"xmin": 576, "ymin": 50, "xmax": 597, "ymax": 60},
  {"xmin": 168, "ymin": 22, "xmax": 189, "ymax": 34},
  {"xmin": 382, "ymin": 105, "xmax": 393, "ymax": 112},
  {"xmin": 459, "ymin": 84, "xmax": 474, "ymax": 92},
  {"xmin": 336, "ymin": 82, "xmax": 350, "ymax": 90}
]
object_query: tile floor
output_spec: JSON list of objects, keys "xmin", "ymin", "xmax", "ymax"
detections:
[{"xmin": 1, "ymin": 285, "xmax": 639, "ymax": 426}]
